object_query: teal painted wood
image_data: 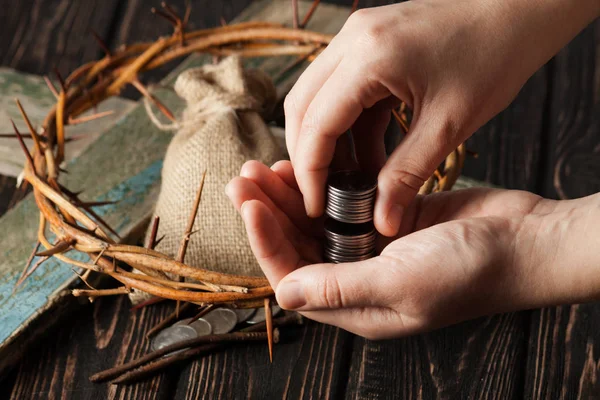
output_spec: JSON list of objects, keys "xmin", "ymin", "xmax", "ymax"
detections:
[{"xmin": 0, "ymin": 160, "xmax": 163, "ymax": 344}]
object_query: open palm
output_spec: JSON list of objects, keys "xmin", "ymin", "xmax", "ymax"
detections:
[{"xmin": 227, "ymin": 160, "xmax": 549, "ymax": 339}]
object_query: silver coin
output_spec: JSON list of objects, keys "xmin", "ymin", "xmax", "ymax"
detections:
[
  {"xmin": 246, "ymin": 305, "xmax": 281, "ymax": 324},
  {"xmin": 190, "ymin": 318, "xmax": 213, "ymax": 336},
  {"xmin": 173, "ymin": 318, "xmax": 192, "ymax": 326},
  {"xmin": 202, "ymin": 308, "xmax": 238, "ymax": 334},
  {"xmin": 231, "ymin": 308, "xmax": 256, "ymax": 323},
  {"xmin": 151, "ymin": 325, "xmax": 198, "ymax": 352}
]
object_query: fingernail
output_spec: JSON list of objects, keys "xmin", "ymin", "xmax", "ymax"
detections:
[
  {"xmin": 240, "ymin": 201, "xmax": 250, "ymax": 218},
  {"xmin": 386, "ymin": 203, "xmax": 404, "ymax": 233},
  {"xmin": 276, "ymin": 280, "xmax": 306, "ymax": 310}
]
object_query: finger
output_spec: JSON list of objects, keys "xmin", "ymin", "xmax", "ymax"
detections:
[
  {"xmin": 226, "ymin": 177, "xmax": 320, "ymax": 260},
  {"xmin": 240, "ymin": 160, "xmax": 320, "ymax": 236},
  {"xmin": 285, "ymin": 34, "xmax": 345, "ymax": 163},
  {"xmin": 271, "ymin": 160, "xmax": 299, "ymax": 190},
  {"xmin": 374, "ymin": 106, "xmax": 459, "ymax": 237},
  {"xmin": 294, "ymin": 60, "xmax": 391, "ymax": 217},
  {"xmin": 351, "ymin": 103, "xmax": 391, "ymax": 175},
  {"xmin": 240, "ymin": 200, "xmax": 305, "ymax": 288},
  {"xmin": 275, "ymin": 255, "xmax": 394, "ymax": 311},
  {"xmin": 300, "ymin": 308, "xmax": 411, "ymax": 340},
  {"xmin": 226, "ymin": 176, "xmax": 302, "ymax": 240}
]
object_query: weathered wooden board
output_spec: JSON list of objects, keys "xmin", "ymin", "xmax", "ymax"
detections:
[{"xmin": 0, "ymin": 68, "xmax": 136, "ymax": 177}]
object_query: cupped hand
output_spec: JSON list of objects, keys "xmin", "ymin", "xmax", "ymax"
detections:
[
  {"xmin": 285, "ymin": 0, "xmax": 598, "ymax": 237},
  {"xmin": 226, "ymin": 160, "xmax": 575, "ymax": 339}
]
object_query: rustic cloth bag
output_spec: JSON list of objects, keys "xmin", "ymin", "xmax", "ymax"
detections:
[{"xmin": 130, "ymin": 56, "xmax": 283, "ymax": 304}]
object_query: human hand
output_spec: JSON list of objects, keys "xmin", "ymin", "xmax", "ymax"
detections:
[
  {"xmin": 227, "ymin": 160, "xmax": 600, "ymax": 339},
  {"xmin": 286, "ymin": 0, "xmax": 600, "ymax": 237}
]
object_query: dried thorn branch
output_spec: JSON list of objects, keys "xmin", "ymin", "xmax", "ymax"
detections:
[
  {"xmin": 300, "ymin": 0, "xmax": 321, "ymax": 28},
  {"xmin": 175, "ymin": 170, "xmax": 207, "ymax": 316},
  {"xmin": 10, "ymin": 120, "xmax": 35, "ymax": 173},
  {"xmin": 131, "ymin": 79, "xmax": 176, "ymax": 122},
  {"xmin": 146, "ymin": 302, "xmax": 193, "ymax": 339},
  {"xmin": 96, "ymin": 314, "xmax": 302, "ymax": 384},
  {"xmin": 72, "ymin": 268, "xmax": 97, "ymax": 290},
  {"xmin": 43, "ymin": 76, "xmax": 59, "ymax": 99},
  {"xmin": 392, "ymin": 108, "xmax": 409, "ymax": 134},
  {"xmin": 130, "ymin": 296, "xmax": 166, "ymax": 311},
  {"xmin": 187, "ymin": 304, "xmax": 216, "ymax": 325},
  {"xmin": 15, "ymin": 99, "xmax": 43, "ymax": 155},
  {"xmin": 72, "ymin": 286, "xmax": 131, "ymax": 300},
  {"xmin": 265, "ymin": 297, "xmax": 274, "ymax": 363},
  {"xmin": 291, "ymin": 0, "xmax": 299, "ymax": 29},
  {"xmin": 145, "ymin": 216, "xmax": 160, "ymax": 250},
  {"xmin": 36, "ymin": 238, "xmax": 75, "ymax": 257},
  {"xmin": 68, "ymin": 110, "xmax": 114, "ymax": 125},
  {"xmin": 13, "ymin": 242, "xmax": 41, "ymax": 291},
  {"xmin": 90, "ymin": 30, "xmax": 112, "ymax": 57}
]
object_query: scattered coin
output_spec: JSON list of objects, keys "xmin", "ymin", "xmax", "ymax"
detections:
[
  {"xmin": 151, "ymin": 325, "xmax": 198, "ymax": 354},
  {"xmin": 231, "ymin": 308, "xmax": 256, "ymax": 323},
  {"xmin": 246, "ymin": 305, "xmax": 282, "ymax": 324},
  {"xmin": 189, "ymin": 318, "xmax": 213, "ymax": 336},
  {"xmin": 173, "ymin": 318, "xmax": 192, "ymax": 326},
  {"xmin": 202, "ymin": 308, "xmax": 238, "ymax": 334}
]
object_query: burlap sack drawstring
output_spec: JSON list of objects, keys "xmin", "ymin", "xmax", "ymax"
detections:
[{"xmin": 130, "ymin": 56, "xmax": 283, "ymax": 305}]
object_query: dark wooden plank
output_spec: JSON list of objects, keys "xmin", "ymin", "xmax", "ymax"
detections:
[
  {"xmin": 4, "ymin": 296, "xmax": 180, "ymax": 399},
  {"xmin": 344, "ymin": 301, "xmax": 529, "ymax": 399},
  {"xmin": 0, "ymin": 0, "xmax": 121, "ymax": 76},
  {"xmin": 540, "ymin": 20, "xmax": 600, "ymax": 200},
  {"xmin": 173, "ymin": 322, "xmax": 353, "ymax": 399},
  {"xmin": 463, "ymin": 68, "xmax": 548, "ymax": 192}
]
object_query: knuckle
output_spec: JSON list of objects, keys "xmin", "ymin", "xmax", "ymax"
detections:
[
  {"xmin": 380, "ymin": 166, "xmax": 427, "ymax": 196},
  {"xmin": 283, "ymin": 91, "xmax": 300, "ymax": 117},
  {"xmin": 315, "ymin": 274, "xmax": 344, "ymax": 309}
]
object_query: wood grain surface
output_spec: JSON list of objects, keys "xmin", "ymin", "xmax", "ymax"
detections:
[{"xmin": 0, "ymin": 1, "xmax": 599, "ymax": 399}]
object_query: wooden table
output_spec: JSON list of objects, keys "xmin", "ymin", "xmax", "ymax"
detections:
[{"xmin": 0, "ymin": 1, "xmax": 599, "ymax": 398}]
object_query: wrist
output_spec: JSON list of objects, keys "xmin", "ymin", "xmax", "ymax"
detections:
[{"xmin": 519, "ymin": 194, "xmax": 600, "ymax": 307}]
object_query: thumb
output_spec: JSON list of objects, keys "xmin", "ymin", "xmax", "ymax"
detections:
[
  {"xmin": 275, "ymin": 257, "xmax": 389, "ymax": 311},
  {"xmin": 375, "ymin": 107, "xmax": 462, "ymax": 237}
]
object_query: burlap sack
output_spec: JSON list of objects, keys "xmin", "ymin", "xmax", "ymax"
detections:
[{"xmin": 130, "ymin": 56, "xmax": 283, "ymax": 304}]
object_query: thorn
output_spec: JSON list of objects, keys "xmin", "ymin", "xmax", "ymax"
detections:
[
  {"xmin": 145, "ymin": 216, "xmax": 160, "ymax": 249},
  {"xmin": 131, "ymin": 79, "xmax": 176, "ymax": 122},
  {"xmin": 68, "ymin": 110, "xmax": 114, "ymax": 125},
  {"xmin": 291, "ymin": 0, "xmax": 299, "ymax": 29},
  {"xmin": 78, "ymin": 200, "xmax": 118, "ymax": 208},
  {"xmin": 53, "ymin": 68, "xmax": 67, "ymax": 91},
  {"xmin": 183, "ymin": 1, "xmax": 192, "ymax": 26},
  {"xmin": 265, "ymin": 298, "xmax": 274, "ymax": 363},
  {"xmin": 392, "ymin": 109, "xmax": 409, "ymax": 134},
  {"xmin": 151, "ymin": 7, "xmax": 178, "ymax": 26},
  {"xmin": 13, "ymin": 242, "xmax": 41, "ymax": 292},
  {"xmin": 44, "ymin": 76, "xmax": 59, "ymax": 99},
  {"xmin": 19, "ymin": 256, "xmax": 50, "ymax": 284},
  {"xmin": 161, "ymin": 2, "xmax": 180, "ymax": 20},
  {"xmin": 72, "ymin": 268, "xmax": 97, "ymax": 290},
  {"xmin": 154, "ymin": 235, "xmax": 166, "ymax": 248},
  {"xmin": 10, "ymin": 119, "xmax": 35, "ymax": 173},
  {"xmin": 467, "ymin": 149, "xmax": 479, "ymax": 158},
  {"xmin": 351, "ymin": 0, "xmax": 359, "ymax": 14},
  {"xmin": 15, "ymin": 99, "xmax": 42, "ymax": 155},
  {"xmin": 176, "ymin": 170, "xmax": 206, "ymax": 263},
  {"xmin": 130, "ymin": 296, "xmax": 167, "ymax": 311},
  {"xmin": 90, "ymin": 29, "xmax": 112, "ymax": 57},
  {"xmin": 36, "ymin": 238, "xmax": 75, "ymax": 257},
  {"xmin": 300, "ymin": 0, "xmax": 321, "ymax": 28},
  {"xmin": 187, "ymin": 304, "xmax": 216, "ymax": 325}
]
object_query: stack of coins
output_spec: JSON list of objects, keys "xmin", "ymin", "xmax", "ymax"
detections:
[{"xmin": 324, "ymin": 171, "xmax": 377, "ymax": 263}]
